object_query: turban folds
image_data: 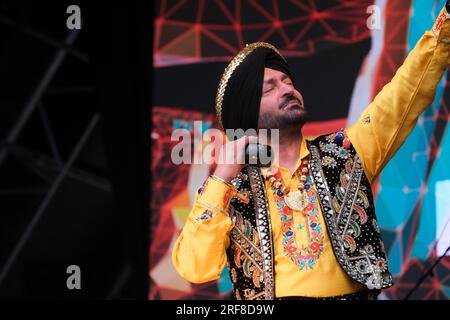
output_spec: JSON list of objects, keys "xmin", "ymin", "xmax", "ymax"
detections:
[{"xmin": 215, "ymin": 42, "xmax": 293, "ymax": 133}]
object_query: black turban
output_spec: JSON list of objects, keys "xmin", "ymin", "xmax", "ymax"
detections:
[{"xmin": 215, "ymin": 42, "xmax": 294, "ymax": 134}]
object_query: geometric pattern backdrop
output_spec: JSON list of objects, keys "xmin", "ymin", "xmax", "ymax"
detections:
[{"xmin": 151, "ymin": 0, "xmax": 450, "ymax": 300}]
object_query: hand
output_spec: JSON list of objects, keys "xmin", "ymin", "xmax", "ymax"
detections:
[{"xmin": 213, "ymin": 135, "xmax": 258, "ymax": 182}]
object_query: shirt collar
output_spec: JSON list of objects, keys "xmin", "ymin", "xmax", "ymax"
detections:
[
  {"xmin": 293, "ymin": 135, "xmax": 310, "ymax": 172},
  {"xmin": 270, "ymin": 135, "xmax": 310, "ymax": 173}
]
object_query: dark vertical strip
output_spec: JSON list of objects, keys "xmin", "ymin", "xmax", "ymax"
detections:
[{"xmin": 90, "ymin": 1, "xmax": 151, "ymax": 299}]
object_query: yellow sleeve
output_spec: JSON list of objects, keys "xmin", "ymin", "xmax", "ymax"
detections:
[
  {"xmin": 347, "ymin": 7, "xmax": 450, "ymax": 183},
  {"xmin": 171, "ymin": 176, "xmax": 236, "ymax": 283}
]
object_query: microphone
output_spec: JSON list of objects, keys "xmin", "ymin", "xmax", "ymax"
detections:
[{"xmin": 244, "ymin": 143, "xmax": 273, "ymax": 167}]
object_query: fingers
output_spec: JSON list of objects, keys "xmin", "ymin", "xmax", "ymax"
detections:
[
  {"xmin": 247, "ymin": 135, "xmax": 258, "ymax": 145},
  {"xmin": 219, "ymin": 135, "xmax": 259, "ymax": 166},
  {"xmin": 238, "ymin": 135, "xmax": 258, "ymax": 146},
  {"xmin": 235, "ymin": 137, "xmax": 248, "ymax": 162},
  {"xmin": 237, "ymin": 135, "xmax": 258, "ymax": 150}
]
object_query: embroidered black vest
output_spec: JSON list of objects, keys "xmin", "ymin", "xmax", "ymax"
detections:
[{"xmin": 225, "ymin": 131, "xmax": 394, "ymax": 300}]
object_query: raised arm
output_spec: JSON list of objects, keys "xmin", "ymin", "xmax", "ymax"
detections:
[{"xmin": 347, "ymin": 5, "xmax": 450, "ymax": 183}]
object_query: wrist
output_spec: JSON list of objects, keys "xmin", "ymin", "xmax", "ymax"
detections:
[
  {"xmin": 213, "ymin": 166, "xmax": 238, "ymax": 183},
  {"xmin": 210, "ymin": 174, "xmax": 235, "ymax": 191}
]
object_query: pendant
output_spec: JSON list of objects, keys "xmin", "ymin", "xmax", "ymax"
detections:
[
  {"xmin": 285, "ymin": 190, "xmax": 309, "ymax": 211},
  {"xmin": 261, "ymin": 166, "xmax": 278, "ymax": 178}
]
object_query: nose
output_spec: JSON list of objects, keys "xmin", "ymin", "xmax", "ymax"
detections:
[
  {"xmin": 280, "ymin": 81, "xmax": 295, "ymax": 98},
  {"xmin": 281, "ymin": 82, "xmax": 298, "ymax": 99},
  {"xmin": 281, "ymin": 83, "xmax": 304, "ymax": 107}
]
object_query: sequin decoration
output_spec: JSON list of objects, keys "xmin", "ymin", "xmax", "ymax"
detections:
[
  {"xmin": 231, "ymin": 268, "xmax": 237, "ymax": 283},
  {"xmin": 235, "ymin": 191, "xmax": 250, "ymax": 204},
  {"xmin": 325, "ymin": 128, "xmax": 351, "ymax": 149},
  {"xmin": 375, "ymin": 258, "xmax": 387, "ymax": 272},
  {"xmin": 356, "ymin": 260, "xmax": 371, "ymax": 274},
  {"xmin": 319, "ymin": 141, "xmax": 337, "ymax": 154},
  {"xmin": 372, "ymin": 218, "xmax": 381, "ymax": 234},
  {"xmin": 322, "ymin": 156, "xmax": 337, "ymax": 168},
  {"xmin": 336, "ymin": 147, "xmax": 350, "ymax": 159}
]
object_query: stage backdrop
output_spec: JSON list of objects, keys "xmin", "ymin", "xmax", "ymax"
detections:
[{"xmin": 151, "ymin": 0, "xmax": 450, "ymax": 300}]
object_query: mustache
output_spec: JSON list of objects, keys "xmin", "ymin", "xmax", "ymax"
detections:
[{"xmin": 279, "ymin": 95, "xmax": 303, "ymax": 110}]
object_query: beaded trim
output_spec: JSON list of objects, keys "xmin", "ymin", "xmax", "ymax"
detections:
[
  {"xmin": 308, "ymin": 142, "xmax": 367, "ymax": 284},
  {"xmin": 308, "ymin": 141, "xmax": 393, "ymax": 289},
  {"xmin": 308, "ymin": 141, "xmax": 364, "ymax": 283},
  {"xmin": 336, "ymin": 157, "xmax": 360, "ymax": 226},
  {"xmin": 248, "ymin": 166, "xmax": 275, "ymax": 300}
]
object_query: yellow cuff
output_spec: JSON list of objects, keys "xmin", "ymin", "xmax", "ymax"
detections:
[{"xmin": 196, "ymin": 176, "xmax": 237, "ymax": 211}]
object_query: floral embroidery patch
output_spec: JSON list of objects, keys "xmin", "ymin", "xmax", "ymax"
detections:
[
  {"xmin": 272, "ymin": 175, "xmax": 324, "ymax": 270},
  {"xmin": 319, "ymin": 141, "xmax": 337, "ymax": 154},
  {"xmin": 375, "ymin": 258, "xmax": 387, "ymax": 272},
  {"xmin": 235, "ymin": 191, "xmax": 250, "ymax": 204},
  {"xmin": 356, "ymin": 260, "xmax": 371, "ymax": 274},
  {"xmin": 197, "ymin": 179, "xmax": 209, "ymax": 195},
  {"xmin": 336, "ymin": 147, "xmax": 350, "ymax": 159},
  {"xmin": 230, "ymin": 268, "xmax": 237, "ymax": 283},
  {"xmin": 322, "ymin": 156, "xmax": 337, "ymax": 168},
  {"xmin": 195, "ymin": 209, "xmax": 213, "ymax": 222}
]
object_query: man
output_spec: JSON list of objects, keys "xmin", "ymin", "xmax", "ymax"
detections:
[{"xmin": 172, "ymin": 4, "xmax": 450, "ymax": 300}]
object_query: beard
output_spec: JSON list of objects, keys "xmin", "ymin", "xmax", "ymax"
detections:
[{"xmin": 258, "ymin": 100, "xmax": 308, "ymax": 130}]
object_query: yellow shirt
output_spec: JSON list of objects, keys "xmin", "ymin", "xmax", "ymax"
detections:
[
  {"xmin": 263, "ymin": 137, "xmax": 365, "ymax": 297},
  {"xmin": 171, "ymin": 11, "xmax": 450, "ymax": 297}
]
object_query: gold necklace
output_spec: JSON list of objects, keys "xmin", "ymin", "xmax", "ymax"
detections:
[
  {"xmin": 262, "ymin": 159, "xmax": 311, "ymax": 211},
  {"xmin": 285, "ymin": 160, "xmax": 310, "ymax": 211},
  {"xmin": 262, "ymin": 159, "xmax": 324, "ymax": 270}
]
